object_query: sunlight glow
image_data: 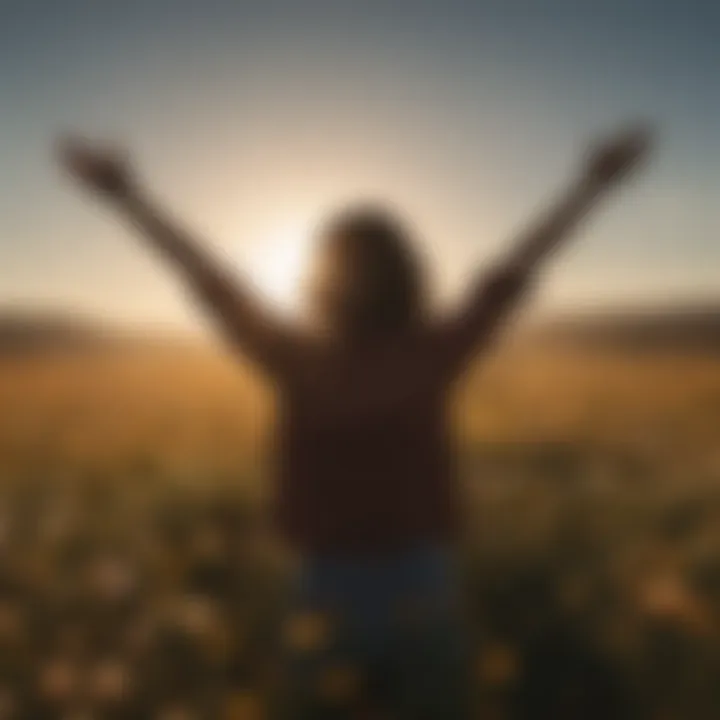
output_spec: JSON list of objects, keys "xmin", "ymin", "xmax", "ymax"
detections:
[{"xmin": 250, "ymin": 221, "xmax": 314, "ymax": 314}]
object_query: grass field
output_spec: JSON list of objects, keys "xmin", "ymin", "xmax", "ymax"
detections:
[{"xmin": 0, "ymin": 340, "xmax": 719, "ymax": 718}]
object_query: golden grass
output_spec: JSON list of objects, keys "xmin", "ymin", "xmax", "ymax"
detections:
[
  {"xmin": 2, "ymin": 342, "xmax": 719, "ymax": 481},
  {"xmin": 0, "ymin": 342, "xmax": 719, "ymax": 717}
]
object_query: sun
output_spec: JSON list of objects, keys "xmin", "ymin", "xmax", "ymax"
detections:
[{"xmin": 250, "ymin": 221, "xmax": 313, "ymax": 314}]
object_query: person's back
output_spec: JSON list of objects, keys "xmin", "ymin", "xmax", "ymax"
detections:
[
  {"xmin": 58, "ymin": 126, "xmax": 653, "ymax": 718},
  {"xmin": 278, "ymin": 329, "xmax": 453, "ymax": 553},
  {"xmin": 277, "ymin": 271, "xmax": 529, "ymax": 554}
]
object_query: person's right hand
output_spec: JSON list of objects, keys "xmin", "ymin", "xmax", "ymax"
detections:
[
  {"xmin": 585, "ymin": 125, "xmax": 654, "ymax": 189},
  {"xmin": 57, "ymin": 136, "xmax": 133, "ymax": 198}
]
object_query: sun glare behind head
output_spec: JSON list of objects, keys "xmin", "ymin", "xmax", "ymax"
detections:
[{"xmin": 251, "ymin": 220, "xmax": 313, "ymax": 315}]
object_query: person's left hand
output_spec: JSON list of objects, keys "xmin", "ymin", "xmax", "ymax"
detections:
[
  {"xmin": 585, "ymin": 125, "xmax": 655, "ymax": 188},
  {"xmin": 57, "ymin": 136, "xmax": 134, "ymax": 198}
]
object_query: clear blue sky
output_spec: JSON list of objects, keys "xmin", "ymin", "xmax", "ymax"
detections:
[{"xmin": 1, "ymin": 0, "xmax": 718, "ymax": 326}]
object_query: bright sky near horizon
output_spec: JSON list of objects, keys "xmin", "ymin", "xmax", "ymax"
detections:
[{"xmin": 0, "ymin": 0, "xmax": 718, "ymax": 329}]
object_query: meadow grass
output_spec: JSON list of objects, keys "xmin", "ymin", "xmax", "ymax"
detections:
[{"xmin": 0, "ymin": 343, "xmax": 719, "ymax": 717}]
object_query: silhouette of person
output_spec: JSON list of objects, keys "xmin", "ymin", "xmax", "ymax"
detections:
[{"xmin": 58, "ymin": 126, "xmax": 652, "ymax": 719}]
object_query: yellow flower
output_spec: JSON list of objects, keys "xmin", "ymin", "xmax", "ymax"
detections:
[
  {"xmin": 477, "ymin": 643, "xmax": 520, "ymax": 688},
  {"xmin": 316, "ymin": 663, "xmax": 362, "ymax": 705},
  {"xmin": 224, "ymin": 691, "xmax": 265, "ymax": 720},
  {"xmin": 283, "ymin": 611, "xmax": 332, "ymax": 653}
]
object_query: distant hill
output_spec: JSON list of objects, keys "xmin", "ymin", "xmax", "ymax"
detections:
[
  {"xmin": 534, "ymin": 303, "xmax": 720, "ymax": 354},
  {"xmin": 2, "ymin": 303, "xmax": 720, "ymax": 358},
  {"xmin": 0, "ymin": 310, "xmax": 112, "ymax": 356}
]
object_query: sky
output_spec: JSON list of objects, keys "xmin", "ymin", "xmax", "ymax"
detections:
[{"xmin": 0, "ymin": 0, "xmax": 718, "ymax": 328}]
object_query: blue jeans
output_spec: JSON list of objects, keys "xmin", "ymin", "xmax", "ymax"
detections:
[{"xmin": 276, "ymin": 545, "xmax": 472, "ymax": 719}]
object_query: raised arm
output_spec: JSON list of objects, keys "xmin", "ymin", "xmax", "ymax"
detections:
[
  {"xmin": 58, "ymin": 137, "xmax": 302, "ymax": 378},
  {"xmin": 505, "ymin": 126, "xmax": 653, "ymax": 275},
  {"xmin": 435, "ymin": 125, "xmax": 654, "ymax": 376}
]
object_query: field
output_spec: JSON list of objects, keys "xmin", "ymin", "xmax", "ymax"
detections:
[{"xmin": 0, "ymin": 338, "xmax": 720, "ymax": 718}]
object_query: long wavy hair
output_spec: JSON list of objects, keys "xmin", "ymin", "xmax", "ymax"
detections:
[{"xmin": 308, "ymin": 204, "xmax": 427, "ymax": 339}]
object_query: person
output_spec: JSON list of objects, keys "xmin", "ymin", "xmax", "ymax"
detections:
[{"xmin": 58, "ymin": 125, "xmax": 653, "ymax": 719}]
